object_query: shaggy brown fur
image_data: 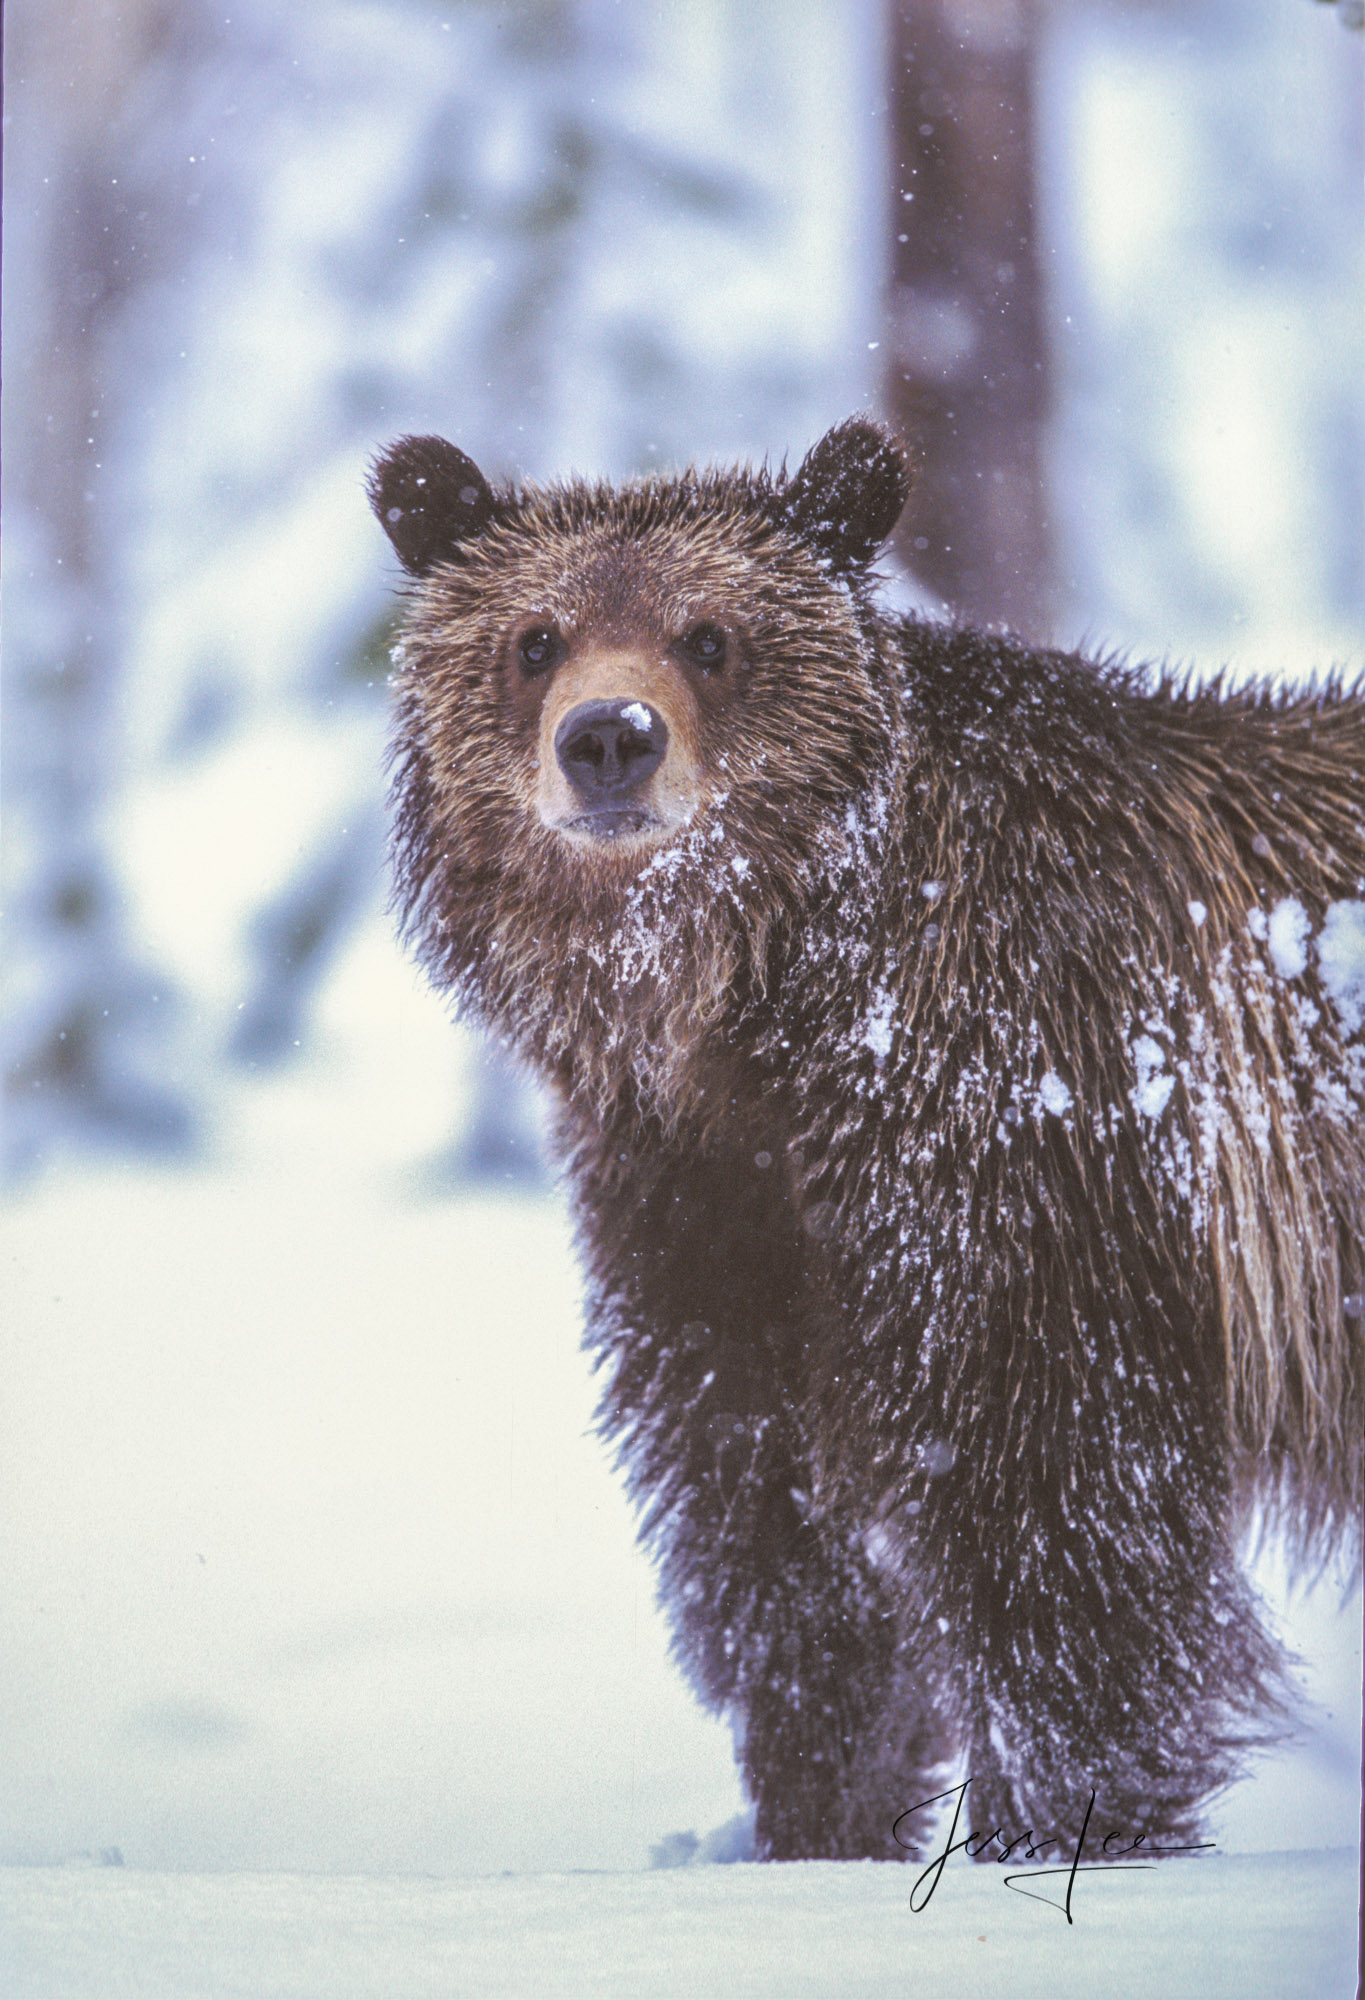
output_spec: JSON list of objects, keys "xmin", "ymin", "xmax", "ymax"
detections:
[{"xmin": 370, "ymin": 419, "xmax": 1364, "ymax": 1860}]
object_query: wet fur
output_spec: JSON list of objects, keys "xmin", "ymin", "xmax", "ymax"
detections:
[{"xmin": 374, "ymin": 421, "xmax": 1364, "ymax": 1859}]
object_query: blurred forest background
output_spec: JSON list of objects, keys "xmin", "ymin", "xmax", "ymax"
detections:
[
  {"xmin": 2, "ymin": 0, "xmax": 1363, "ymax": 1880},
  {"xmin": 5, "ymin": 0, "xmax": 1361, "ymax": 1173}
]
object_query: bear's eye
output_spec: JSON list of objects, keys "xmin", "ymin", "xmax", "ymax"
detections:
[
  {"xmin": 678, "ymin": 621, "xmax": 727, "ymax": 671},
  {"xmin": 517, "ymin": 625, "xmax": 561, "ymax": 677}
]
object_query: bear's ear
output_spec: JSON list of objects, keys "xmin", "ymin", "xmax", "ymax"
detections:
[
  {"xmin": 368, "ymin": 435, "xmax": 498, "ymax": 575},
  {"xmin": 781, "ymin": 417, "xmax": 914, "ymax": 570}
]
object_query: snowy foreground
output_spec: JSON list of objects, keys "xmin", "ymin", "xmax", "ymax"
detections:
[{"xmin": 3, "ymin": 1850, "xmax": 1359, "ymax": 2000}]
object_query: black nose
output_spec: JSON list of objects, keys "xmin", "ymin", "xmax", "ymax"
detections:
[{"xmin": 554, "ymin": 699, "xmax": 668, "ymax": 801}]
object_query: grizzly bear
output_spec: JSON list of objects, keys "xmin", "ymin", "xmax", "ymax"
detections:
[{"xmin": 369, "ymin": 418, "xmax": 1364, "ymax": 1861}]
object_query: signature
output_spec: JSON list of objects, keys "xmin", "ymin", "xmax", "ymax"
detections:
[{"xmin": 893, "ymin": 1778, "xmax": 1215, "ymax": 1923}]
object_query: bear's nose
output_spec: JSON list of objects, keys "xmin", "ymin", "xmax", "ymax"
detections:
[{"xmin": 554, "ymin": 699, "xmax": 668, "ymax": 801}]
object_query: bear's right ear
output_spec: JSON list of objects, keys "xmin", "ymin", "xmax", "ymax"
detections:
[
  {"xmin": 368, "ymin": 435, "xmax": 497, "ymax": 575},
  {"xmin": 781, "ymin": 417, "xmax": 914, "ymax": 571}
]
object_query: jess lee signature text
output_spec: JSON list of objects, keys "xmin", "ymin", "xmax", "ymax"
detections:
[{"xmin": 893, "ymin": 1779, "xmax": 1215, "ymax": 1923}]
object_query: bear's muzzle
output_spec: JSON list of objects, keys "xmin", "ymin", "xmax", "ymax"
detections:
[{"xmin": 553, "ymin": 698, "xmax": 670, "ymax": 838}]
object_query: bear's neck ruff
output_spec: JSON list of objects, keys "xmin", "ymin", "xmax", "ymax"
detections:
[{"xmin": 433, "ymin": 772, "xmax": 902, "ymax": 1136}]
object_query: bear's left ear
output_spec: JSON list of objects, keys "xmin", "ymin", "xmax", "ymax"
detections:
[
  {"xmin": 781, "ymin": 417, "xmax": 914, "ymax": 570},
  {"xmin": 368, "ymin": 434, "xmax": 498, "ymax": 575}
]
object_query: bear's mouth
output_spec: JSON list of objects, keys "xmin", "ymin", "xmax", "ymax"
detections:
[{"xmin": 563, "ymin": 807, "xmax": 663, "ymax": 843}]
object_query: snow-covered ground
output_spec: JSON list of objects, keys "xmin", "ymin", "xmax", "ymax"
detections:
[
  {"xmin": 0, "ymin": 922, "xmax": 743, "ymax": 1881},
  {"xmin": 2, "ymin": 1850, "xmax": 1359, "ymax": 1999}
]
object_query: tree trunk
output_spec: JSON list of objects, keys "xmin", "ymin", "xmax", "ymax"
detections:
[{"xmin": 885, "ymin": 0, "xmax": 1053, "ymax": 638}]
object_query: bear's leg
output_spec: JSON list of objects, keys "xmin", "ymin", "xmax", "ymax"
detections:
[
  {"xmin": 915, "ymin": 1326, "xmax": 1287, "ymax": 1848},
  {"xmin": 956, "ymin": 1525, "xmax": 1284, "ymax": 1849},
  {"xmin": 669, "ymin": 1454, "xmax": 944, "ymax": 1859},
  {"xmin": 572, "ymin": 1111, "xmax": 947, "ymax": 1858}
]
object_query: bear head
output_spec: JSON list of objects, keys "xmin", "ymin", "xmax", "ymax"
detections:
[
  {"xmin": 368, "ymin": 418, "xmax": 914, "ymax": 1104},
  {"xmin": 369, "ymin": 417, "xmax": 912, "ymax": 853}
]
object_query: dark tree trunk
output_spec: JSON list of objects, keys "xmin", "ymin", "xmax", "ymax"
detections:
[{"xmin": 885, "ymin": 0, "xmax": 1053, "ymax": 638}]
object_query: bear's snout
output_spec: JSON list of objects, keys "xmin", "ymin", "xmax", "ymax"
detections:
[
  {"xmin": 535, "ymin": 652, "xmax": 701, "ymax": 847},
  {"xmin": 555, "ymin": 699, "xmax": 669, "ymax": 814}
]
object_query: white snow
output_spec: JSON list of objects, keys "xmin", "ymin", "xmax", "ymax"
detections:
[
  {"xmin": 1039, "ymin": 0, "xmax": 1364, "ymax": 683},
  {"xmin": 1131, "ymin": 1034, "xmax": 1175, "ymax": 1119},
  {"xmin": 1266, "ymin": 897, "xmax": 1310, "ymax": 981},
  {"xmin": 1, "ymin": 1850, "xmax": 1358, "ymax": 2000},
  {"xmin": 1037, "ymin": 1071, "xmax": 1073, "ymax": 1116},
  {"xmin": 862, "ymin": 987, "xmax": 896, "ymax": 1063},
  {"xmin": 1318, "ymin": 899, "xmax": 1365, "ymax": 1034},
  {"xmin": 0, "ymin": 918, "xmax": 742, "ymax": 1880},
  {"xmin": 621, "ymin": 702, "xmax": 653, "ymax": 733},
  {"xmin": 1187, "ymin": 899, "xmax": 1208, "ymax": 927}
]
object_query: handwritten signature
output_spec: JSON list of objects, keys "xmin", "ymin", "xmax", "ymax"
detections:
[{"xmin": 893, "ymin": 1778, "xmax": 1215, "ymax": 1923}]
